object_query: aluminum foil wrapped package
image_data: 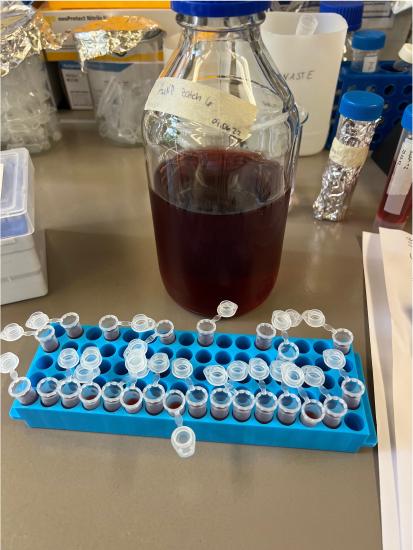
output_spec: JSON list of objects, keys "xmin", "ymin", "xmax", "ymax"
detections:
[
  {"xmin": 313, "ymin": 91, "xmax": 384, "ymax": 222},
  {"xmin": 1, "ymin": 2, "xmax": 67, "ymax": 153},
  {"xmin": 73, "ymin": 16, "xmax": 163, "ymax": 146},
  {"xmin": 1, "ymin": 1, "xmax": 66, "ymax": 77}
]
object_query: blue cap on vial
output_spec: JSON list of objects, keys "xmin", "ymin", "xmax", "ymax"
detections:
[
  {"xmin": 339, "ymin": 91, "xmax": 384, "ymax": 122},
  {"xmin": 171, "ymin": 1, "xmax": 271, "ymax": 17},
  {"xmin": 319, "ymin": 1, "xmax": 363, "ymax": 31},
  {"xmin": 352, "ymin": 30, "xmax": 386, "ymax": 51},
  {"xmin": 401, "ymin": 104, "xmax": 412, "ymax": 133}
]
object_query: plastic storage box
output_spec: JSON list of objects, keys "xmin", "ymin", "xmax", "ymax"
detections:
[
  {"xmin": 10, "ymin": 327, "xmax": 377, "ymax": 453},
  {"xmin": 1, "ymin": 148, "xmax": 48, "ymax": 304}
]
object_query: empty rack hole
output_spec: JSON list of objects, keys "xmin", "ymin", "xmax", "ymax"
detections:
[
  {"xmin": 176, "ymin": 348, "xmax": 193, "ymax": 360},
  {"xmin": 178, "ymin": 332, "xmax": 195, "ymax": 346},
  {"xmin": 86, "ymin": 327, "xmax": 102, "ymax": 341},
  {"xmin": 195, "ymin": 350, "xmax": 212, "ymax": 364},
  {"xmin": 215, "ymin": 351, "xmax": 231, "ymax": 365},
  {"xmin": 62, "ymin": 341, "xmax": 79, "ymax": 350},
  {"xmin": 101, "ymin": 344, "xmax": 116, "ymax": 358},
  {"xmin": 99, "ymin": 360, "xmax": 111, "ymax": 374},
  {"xmin": 114, "ymin": 361, "xmax": 127, "ymax": 376},
  {"xmin": 35, "ymin": 356, "xmax": 54, "ymax": 370},
  {"xmin": 216, "ymin": 335, "xmax": 232, "ymax": 349},
  {"xmin": 344, "ymin": 413, "xmax": 364, "ymax": 432},
  {"xmin": 122, "ymin": 329, "xmax": 139, "ymax": 343},
  {"xmin": 235, "ymin": 336, "xmax": 251, "ymax": 350}
]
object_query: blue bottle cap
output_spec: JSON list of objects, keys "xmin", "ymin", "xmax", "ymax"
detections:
[
  {"xmin": 402, "ymin": 104, "xmax": 412, "ymax": 133},
  {"xmin": 352, "ymin": 30, "xmax": 386, "ymax": 51},
  {"xmin": 171, "ymin": 1, "xmax": 271, "ymax": 17},
  {"xmin": 339, "ymin": 91, "xmax": 384, "ymax": 121},
  {"xmin": 319, "ymin": 1, "xmax": 363, "ymax": 31}
]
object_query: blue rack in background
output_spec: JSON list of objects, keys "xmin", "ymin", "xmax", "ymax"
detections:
[
  {"xmin": 326, "ymin": 61, "xmax": 412, "ymax": 151},
  {"xmin": 10, "ymin": 325, "xmax": 377, "ymax": 453}
]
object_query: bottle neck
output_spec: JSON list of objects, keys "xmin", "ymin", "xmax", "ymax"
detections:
[{"xmin": 176, "ymin": 12, "xmax": 265, "ymax": 35}]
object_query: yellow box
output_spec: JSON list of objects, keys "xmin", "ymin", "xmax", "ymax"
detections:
[{"xmin": 44, "ymin": 1, "xmax": 170, "ymax": 9}]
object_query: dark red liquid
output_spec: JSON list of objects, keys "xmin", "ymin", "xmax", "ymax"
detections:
[
  {"xmin": 376, "ymin": 158, "xmax": 412, "ymax": 226},
  {"xmin": 149, "ymin": 148, "xmax": 290, "ymax": 315}
]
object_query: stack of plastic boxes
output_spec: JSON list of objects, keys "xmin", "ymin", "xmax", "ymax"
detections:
[{"xmin": 1, "ymin": 148, "xmax": 48, "ymax": 304}]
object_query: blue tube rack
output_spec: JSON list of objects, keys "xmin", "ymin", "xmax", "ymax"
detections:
[
  {"xmin": 10, "ymin": 325, "xmax": 377, "ymax": 453},
  {"xmin": 326, "ymin": 61, "xmax": 412, "ymax": 151}
]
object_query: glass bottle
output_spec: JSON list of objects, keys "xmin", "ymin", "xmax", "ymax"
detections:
[
  {"xmin": 143, "ymin": 1, "xmax": 300, "ymax": 316},
  {"xmin": 375, "ymin": 104, "xmax": 412, "ymax": 229}
]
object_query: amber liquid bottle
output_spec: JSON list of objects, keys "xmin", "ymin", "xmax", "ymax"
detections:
[{"xmin": 143, "ymin": 1, "xmax": 300, "ymax": 315}]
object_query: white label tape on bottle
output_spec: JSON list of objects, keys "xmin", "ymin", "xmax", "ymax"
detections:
[
  {"xmin": 362, "ymin": 54, "xmax": 378, "ymax": 73},
  {"xmin": 329, "ymin": 138, "xmax": 369, "ymax": 169},
  {"xmin": 144, "ymin": 77, "xmax": 257, "ymax": 141},
  {"xmin": 384, "ymin": 137, "xmax": 412, "ymax": 215}
]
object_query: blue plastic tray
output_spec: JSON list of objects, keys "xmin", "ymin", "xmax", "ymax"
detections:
[
  {"xmin": 10, "ymin": 325, "xmax": 377, "ymax": 453},
  {"xmin": 326, "ymin": 61, "xmax": 412, "ymax": 151}
]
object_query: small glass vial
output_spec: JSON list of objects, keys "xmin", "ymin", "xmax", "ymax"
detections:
[
  {"xmin": 375, "ymin": 104, "xmax": 412, "ymax": 229},
  {"xmin": 186, "ymin": 386, "xmax": 208, "ymax": 418},
  {"xmin": 80, "ymin": 382, "xmax": 102, "ymax": 410},
  {"xmin": 60, "ymin": 312, "xmax": 83, "ymax": 338},
  {"xmin": 35, "ymin": 325, "xmax": 59, "ymax": 352},
  {"xmin": 37, "ymin": 377, "xmax": 60, "ymax": 407},
  {"xmin": 232, "ymin": 389, "xmax": 255, "ymax": 422},
  {"xmin": 120, "ymin": 386, "xmax": 143, "ymax": 414},
  {"xmin": 8, "ymin": 377, "xmax": 37, "ymax": 405},
  {"xmin": 210, "ymin": 387, "xmax": 232, "ymax": 420},
  {"xmin": 351, "ymin": 30, "xmax": 385, "ymax": 73},
  {"xmin": 143, "ymin": 383, "xmax": 165, "ymax": 415}
]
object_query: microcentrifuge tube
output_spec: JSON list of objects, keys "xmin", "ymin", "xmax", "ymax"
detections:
[
  {"xmin": 35, "ymin": 325, "xmax": 59, "ymax": 352},
  {"xmin": 74, "ymin": 346, "xmax": 102, "ymax": 383},
  {"xmin": 1, "ymin": 352, "xmax": 38, "ymax": 406},
  {"xmin": 60, "ymin": 312, "xmax": 83, "ymax": 338},
  {"xmin": 277, "ymin": 393, "xmax": 301, "ymax": 425},
  {"xmin": 331, "ymin": 328, "xmax": 354, "ymax": 354},
  {"xmin": 277, "ymin": 340, "xmax": 300, "ymax": 362},
  {"xmin": 99, "ymin": 315, "xmax": 121, "ymax": 341},
  {"xmin": 248, "ymin": 357, "xmax": 270, "ymax": 394},
  {"xmin": 79, "ymin": 382, "xmax": 102, "ymax": 410},
  {"xmin": 148, "ymin": 352, "xmax": 170, "ymax": 386},
  {"xmin": 57, "ymin": 348, "xmax": 80, "ymax": 379},
  {"xmin": 323, "ymin": 395, "xmax": 348, "ymax": 428},
  {"xmin": 37, "ymin": 377, "xmax": 60, "ymax": 407},
  {"xmin": 271, "ymin": 310, "xmax": 292, "ymax": 336},
  {"xmin": 341, "ymin": 377, "xmax": 365, "ymax": 410},
  {"xmin": 124, "ymin": 339, "xmax": 148, "ymax": 358},
  {"xmin": 255, "ymin": 323, "xmax": 276, "ymax": 350},
  {"xmin": 210, "ymin": 387, "xmax": 233, "ymax": 420},
  {"xmin": 143, "ymin": 383, "xmax": 165, "ymax": 415},
  {"xmin": 232, "ymin": 389, "xmax": 255, "ymax": 422},
  {"xmin": 255, "ymin": 391, "xmax": 277, "ymax": 424},
  {"xmin": 300, "ymin": 399, "xmax": 325, "ymax": 427},
  {"xmin": 57, "ymin": 378, "xmax": 81, "ymax": 409},
  {"xmin": 163, "ymin": 389, "xmax": 196, "ymax": 458},
  {"xmin": 102, "ymin": 381, "xmax": 124, "ymax": 412},
  {"xmin": 120, "ymin": 386, "xmax": 143, "ymax": 414},
  {"xmin": 197, "ymin": 300, "xmax": 237, "ymax": 346},
  {"xmin": 154, "ymin": 320, "xmax": 175, "ymax": 345},
  {"xmin": 172, "ymin": 358, "xmax": 208, "ymax": 418},
  {"xmin": 322, "ymin": 349, "xmax": 347, "ymax": 377}
]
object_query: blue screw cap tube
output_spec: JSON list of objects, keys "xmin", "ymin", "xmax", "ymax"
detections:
[{"xmin": 313, "ymin": 91, "xmax": 384, "ymax": 221}]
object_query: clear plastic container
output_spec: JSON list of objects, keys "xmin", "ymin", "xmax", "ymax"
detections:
[
  {"xmin": 351, "ymin": 30, "xmax": 386, "ymax": 73},
  {"xmin": 87, "ymin": 33, "xmax": 163, "ymax": 146},
  {"xmin": 0, "ymin": 148, "xmax": 34, "ymax": 239},
  {"xmin": 143, "ymin": 0, "xmax": 300, "ymax": 315},
  {"xmin": 1, "ymin": 55, "xmax": 62, "ymax": 153}
]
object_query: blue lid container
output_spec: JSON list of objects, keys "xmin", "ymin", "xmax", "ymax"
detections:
[
  {"xmin": 319, "ymin": 1, "xmax": 363, "ymax": 31},
  {"xmin": 352, "ymin": 30, "xmax": 386, "ymax": 51},
  {"xmin": 171, "ymin": 1, "xmax": 272, "ymax": 17},
  {"xmin": 402, "ymin": 104, "xmax": 413, "ymax": 133},
  {"xmin": 339, "ymin": 91, "xmax": 384, "ymax": 121}
]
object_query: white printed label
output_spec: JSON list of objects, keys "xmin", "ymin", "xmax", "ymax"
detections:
[
  {"xmin": 329, "ymin": 138, "xmax": 369, "ymax": 169},
  {"xmin": 362, "ymin": 54, "xmax": 378, "ymax": 73},
  {"xmin": 0, "ymin": 163, "xmax": 3, "ymax": 198},
  {"xmin": 384, "ymin": 137, "xmax": 412, "ymax": 215},
  {"xmin": 144, "ymin": 77, "xmax": 257, "ymax": 141}
]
